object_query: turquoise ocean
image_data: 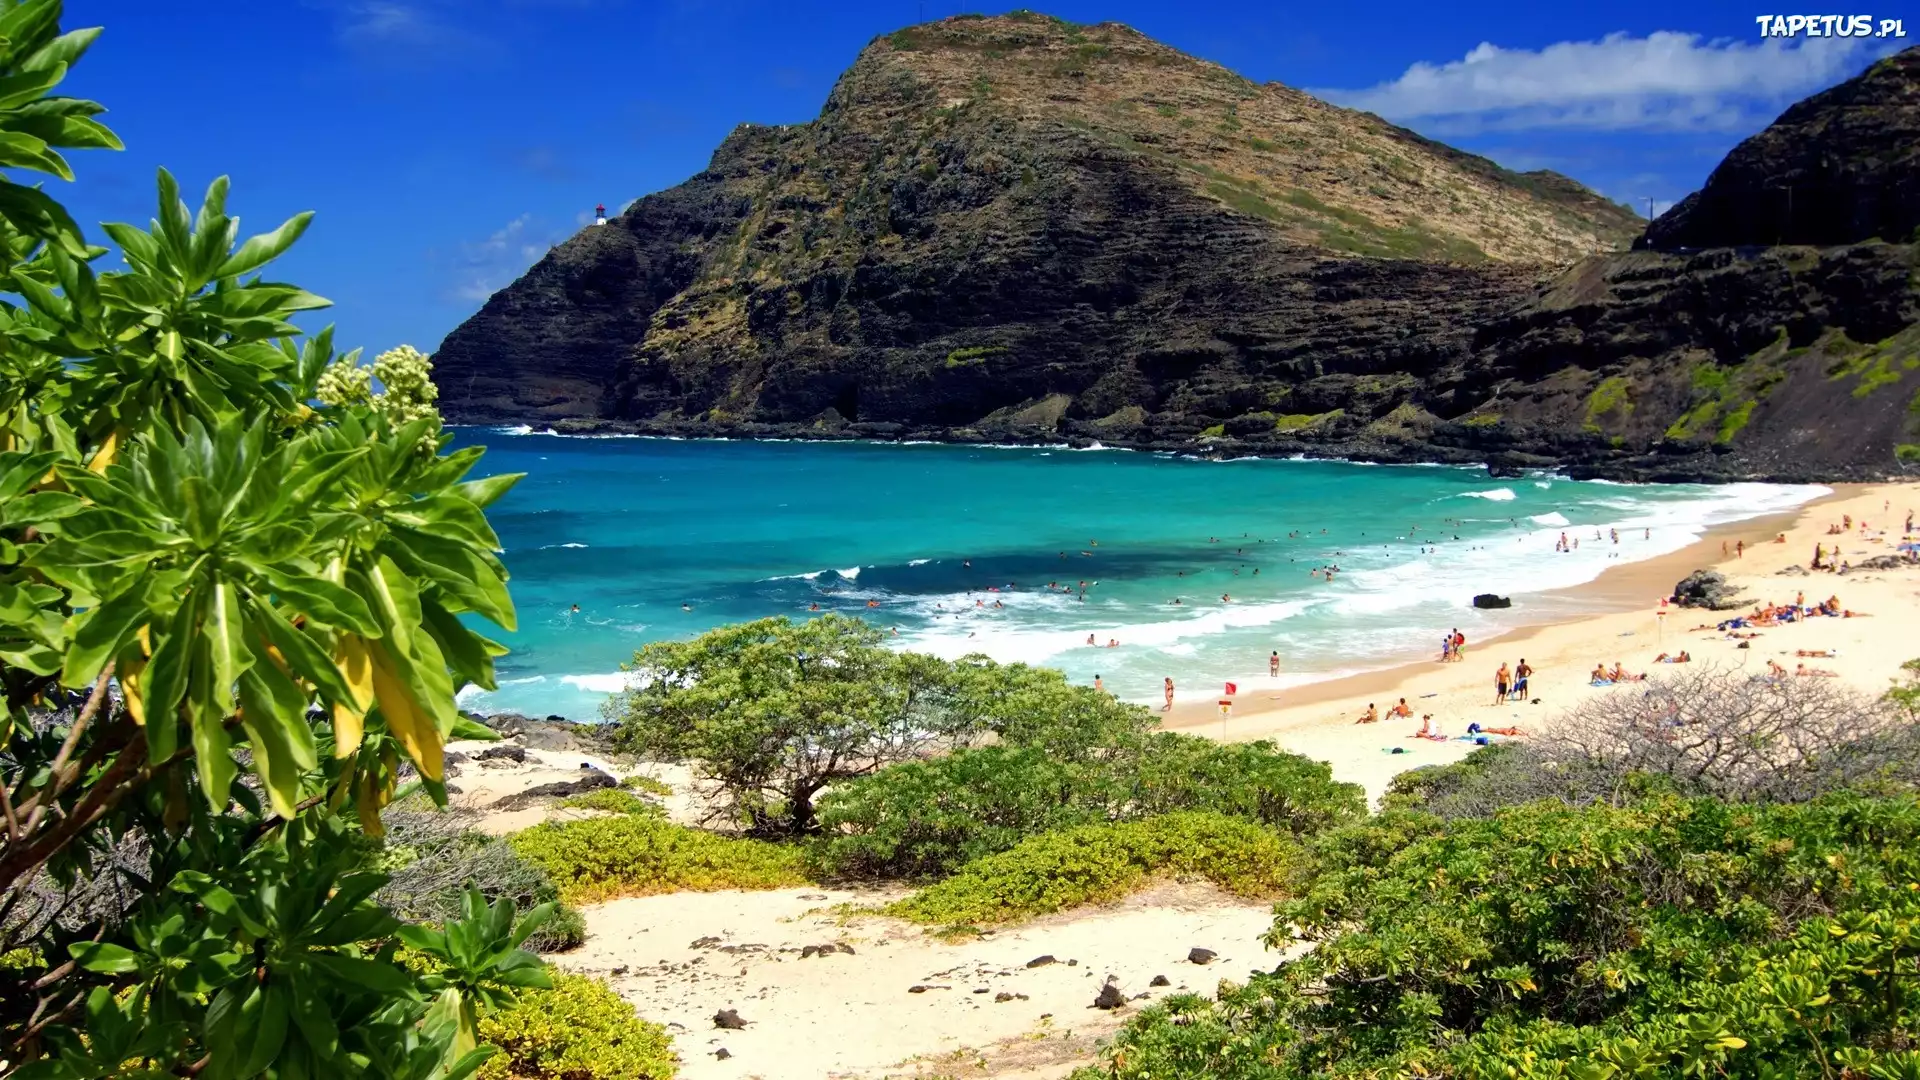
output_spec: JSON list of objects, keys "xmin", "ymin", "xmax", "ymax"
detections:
[{"xmin": 453, "ymin": 428, "xmax": 1827, "ymax": 719}]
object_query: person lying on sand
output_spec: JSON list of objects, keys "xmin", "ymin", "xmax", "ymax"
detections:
[
  {"xmin": 1468, "ymin": 722, "xmax": 1526, "ymax": 736},
  {"xmin": 1653, "ymin": 651, "xmax": 1692, "ymax": 663},
  {"xmin": 1609, "ymin": 662, "xmax": 1646, "ymax": 683},
  {"xmin": 1388, "ymin": 698, "xmax": 1413, "ymax": 718},
  {"xmin": 1796, "ymin": 648, "xmax": 1839, "ymax": 658},
  {"xmin": 1356, "ymin": 703, "xmax": 1379, "ymax": 724},
  {"xmin": 1796, "ymin": 663, "xmax": 1840, "ymax": 677}
]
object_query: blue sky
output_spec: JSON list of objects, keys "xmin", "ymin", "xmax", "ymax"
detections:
[{"xmin": 61, "ymin": 0, "xmax": 1899, "ymax": 358}]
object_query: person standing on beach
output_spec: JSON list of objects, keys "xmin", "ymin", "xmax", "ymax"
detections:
[
  {"xmin": 1494, "ymin": 662, "xmax": 1510, "ymax": 705},
  {"xmin": 1736, "ymin": 539, "xmax": 1744, "ymax": 558},
  {"xmin": 1513, "ymin": 659, "xmax": 1531, "ymax": 699},
  {"xmin": 1269, "ymin": 651, "xmax": 1280, "ymax": 677},
  {"xmin": 1163, "ymin": 677, "xmax": 1174, "ymax": 711}
]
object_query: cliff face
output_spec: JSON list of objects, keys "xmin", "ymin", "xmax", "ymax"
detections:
[
  {"xmin": 1640, "ymin": 49, "xmax": 1920, "ymax": 250},
  {"xmin": 435, "ymin": 20, "xmax": 1920, "ymax": 482}
]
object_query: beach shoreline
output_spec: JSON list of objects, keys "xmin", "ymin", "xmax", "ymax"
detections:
[{"xmin": 1156, "ymin": 482, "xmax": 1919, "ymax": 800}]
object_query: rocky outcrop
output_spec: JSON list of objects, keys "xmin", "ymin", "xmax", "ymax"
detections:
[
  {"xmin": 1671, "ymin": 570, "xmax": 1744, "ymax": 611},
  {"xmin": 433, "ymin": 20, "xmax": 1920, "ymax": 482},
  {"xmin": 1640, "ymin": 49, "xmax": 1919, "ymax": 250}
]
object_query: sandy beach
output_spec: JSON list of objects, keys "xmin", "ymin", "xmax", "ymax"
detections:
[
  {"xmin": 444, "ymin": 481, "xmax": 1920, "ymax": 1080},
  {"xmin": 1161, "ymin": 481, "xmax": 1920, "ymax": 801}
]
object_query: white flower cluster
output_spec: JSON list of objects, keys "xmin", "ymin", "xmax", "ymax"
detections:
[{"xmin": 315, "ymin": 344, "xmax": 442, "ymax": 431}]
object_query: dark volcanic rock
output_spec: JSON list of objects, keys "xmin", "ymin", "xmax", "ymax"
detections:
[
  {"xmin": 1472, "ymin": 593, "xmax": 1511, "ymax": 609},
  {"xmin": 1187, "ymin": 948, "xmax": 1217, "ymax": 965},
  {"xmin": 1672, "ymin": 570, "xmax": 1744, "ymax": 610},
  {"xmin": 1093, "ymin": 983, "xmax": 1127, "ymax": 1010},
  {"xmin": 713, "ymin": 1009, "xmax": 747, "ymax": 1030},
  {"xmin": 475, "ymin": 744, "xmax": 527, "ymax": 764},
  {"xmin": 434, "ymin": 20, "xmax": 1920, "ymax": 484},
  {"xmin": 488, "ymin": 769, "xmax": 618, "ymax": 810},
  {"xmin": 1642, "ymin": 49, "xmax": 1919, "ymax": 250}
]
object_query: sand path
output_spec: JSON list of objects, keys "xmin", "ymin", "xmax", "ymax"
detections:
[{"xmin": 551, "ymin": 882, "xmax": 1278, "ymax": 1080}]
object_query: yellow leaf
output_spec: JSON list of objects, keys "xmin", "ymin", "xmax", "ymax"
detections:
[
  {"xmin": 356, "ymin": 772, "xmax": 385, "ymax": 837},
  {"xmin": 369, "ymin": 641, "xmax": 443, "ymax": 782},
  {"xmin": 330, "ymin": 634, "xmax": 375, "ymax": 758},
  {"xmin": 121, "ymin": 657, "xmax": 147, "ymax": 726},
  {"xmin": 85, "ymin": 429, "xmax": 121, "ymax": 474},
  {"xmin": 1716, "ymin": 1037, "xmax": 1747, "ymax": 1049}
]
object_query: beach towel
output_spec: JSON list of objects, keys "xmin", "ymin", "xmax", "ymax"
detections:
[{"xmin": 1590, "ymin": 679, "xmax": 1615, "ymax": 687}]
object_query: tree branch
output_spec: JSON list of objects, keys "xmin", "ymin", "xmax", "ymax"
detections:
[{"xmin": 16, "ymin": 664, "xmax": 117, "ymax": 836}]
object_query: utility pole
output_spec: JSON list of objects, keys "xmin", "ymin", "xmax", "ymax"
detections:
[{"xmin": 1645, "ymin": 197, "xmax": 1656, "ymax": 220}]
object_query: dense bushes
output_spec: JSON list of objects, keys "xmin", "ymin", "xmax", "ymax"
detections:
[
  {"xmin": 478, "ymin": 973, "xmax": 677, "ymax": 1080},
  {"xmin": 1075, "ymin": 794, "xmax": 1920, "ymax": 1079},
  {"xmin": 509, "ymin": 814, "xmax": 811, "ymax": 904},
  {"xmin": 889, "ymin": 812, "xmax": 1305, "ymax": 927},
  {"xmin": 815, "ymin": 733, "xmax": 1362, "ymax": 879},
  {"xmin": 556, "ymin": 787, "xmax": 664, "ymax": 817}
]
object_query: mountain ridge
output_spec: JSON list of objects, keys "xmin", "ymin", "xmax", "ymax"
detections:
[{"xmin": 433, "ymin": 18, "xmax": 1919, "ymax": 483}]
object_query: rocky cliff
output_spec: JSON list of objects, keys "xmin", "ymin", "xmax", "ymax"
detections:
[
  {"xmin": 1640, "ymin": 49, "xmax": 1919, "ymax": 250},
  {"xmin": 434, "ymin": 17, "xmax": 1920, "ymax": 482}
]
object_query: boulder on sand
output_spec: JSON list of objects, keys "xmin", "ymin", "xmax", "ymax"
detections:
[{"xmin": 1671, "ymin": 569, "xmax": 1744, "ymax": 610}]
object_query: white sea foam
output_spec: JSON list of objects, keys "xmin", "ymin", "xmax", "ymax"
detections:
[
  {"xmin": 538, "ymin": 542, "xmax": 589, "ymax": 550},
  {"xmin": 1531, "ymin": 511, "xmax": 1573, "ymax": 527},
  {"xmin": 1460, "ymin": 487, "xmax": 1518, "ymax": 501},
  {"xmin": 908, "ymin": 559, "xmax": 932, "ymax": 566},
  {"xmin": 561, "ymin": 672, "xmax": 633, "ymax": 694},
  {"xmin": 764, "ymin": 569, "xmax": 827, "ymax": 581},
  {"xmin": 836, "ymin": 566, "xmax": 861, "ymax": 580}
]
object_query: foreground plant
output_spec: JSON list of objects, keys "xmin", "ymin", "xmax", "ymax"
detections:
[{"xmin": 0, "ymin": 1, "xmax": 534, "ymax": 1073}]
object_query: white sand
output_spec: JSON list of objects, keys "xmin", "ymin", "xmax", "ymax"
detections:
[
  {"xmin": 1163, "ymin": 481, "xmax": 1920, "ymax": 802},
  {"xmin": 552, "ymin": 882, "xmax": 1280, "ymax": 1080}
]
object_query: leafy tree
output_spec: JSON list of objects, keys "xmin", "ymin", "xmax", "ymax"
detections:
[
  {"xmin": 606, "ymin": 614, "xmax": 961, "ymax": 835},
  {"xmin": 0, "ymin": 1, "xmax": 541, "ymax": 1072}
]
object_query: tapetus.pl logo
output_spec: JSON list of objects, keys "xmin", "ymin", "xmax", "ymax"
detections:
[{"xmin": 1754, "ymin": 14, "xmax": 1907, "ymax": 36}]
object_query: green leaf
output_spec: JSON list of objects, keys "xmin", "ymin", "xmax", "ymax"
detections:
[
  {"xmin": 234, "ymin": 982, "xmax": 291, "ymax": 1077},
  {"xmin": 308, "ymin": 952, "xmax": 417, "ymax": 996},
  {"xmin": 68, "ymin": 941, "xmax": 140, "ymax": 974},
  {"xmin": 236, "ymin": 667, "xmax": 307, "ymax": 818},
  {"xmin": 259, "ymin": 567, "xmax": 376, "ymax": 633},
  {"xmin": 215, "ymin": 210, "xmax": 314, "ymax": 280},
  {"xmin": 454, "ymin": 472, "xmax": 523, "ymax": 510},
  {"xmin": 0, "ymin": 178, "xmax": 85, "ymax": 254},
  {"xmin": 60, "ymin": 573, "xmax": 150, "ymax": 688}
]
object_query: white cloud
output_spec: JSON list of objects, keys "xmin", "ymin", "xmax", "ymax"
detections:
[
  {"xmin": 449, "ymin": 213, "xmax": 573, "ymax": 304},
  {"xmin": 1317, "ymin": 31, "xmax": 1886, "ymax": 133}
]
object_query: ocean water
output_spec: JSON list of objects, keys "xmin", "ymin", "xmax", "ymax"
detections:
[{"xmin": 452, "ymin": 429, "xmax": 1827, "ymax": 719}]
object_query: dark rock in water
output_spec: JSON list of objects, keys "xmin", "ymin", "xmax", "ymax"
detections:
[
  {"xmin": 489, "ymin": 769, "xmax": 617, "ymax": 810},
  {"xmin": 476, "ymin": 744, "xmax": 527, "ymax": 764},
  {"xmin": 1025, "ymin": 955, "xmax": 1056, "ymax": 969},
  {"xmin": 1672, "ymin": 569, "xmax": 1745, "ymax": 610},
  {"xmin": 1150, "ymin": 974, "xmax": 1171, "ymax": 987},
  {"xmin": 547, "ymin": 714, "xmax": 568, "ymax": 723},
  {"xmin": 1472, "ymin": 593, "xmax": 1512, "ymax": 609},
  {"xmin": 713, "ymin": 1009, "xmax": 747, "ymax": 1030},
  {"xmin": 1093, "ymin": 983, "xmax": 1127, "ymax": 1010},
  {"xmin": 1188, "ymin": 948, "xmax": 1217, "ymax": 965}
]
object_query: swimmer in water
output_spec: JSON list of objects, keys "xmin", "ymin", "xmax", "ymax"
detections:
[
  {"xmin": 570, "ymin": 604, "xmax": 580, "ymax": 613},
  {"xmin": 681, "ymin": 603, "xmax": 692, "ymax": 612}
]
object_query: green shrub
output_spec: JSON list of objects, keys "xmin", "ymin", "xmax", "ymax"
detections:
[
  {"xmin": 1199, "ymin": 423, "xmax": 1226, "ymax": 438},
  {"xmin": 815, "ymin": 746, "xmax": 1121, "ymax": 879},
  {"xmin": 1076, "ymin": 794, "xmax": 1920, "ymax": 1079},
  {"xmin": 889, "ymin": 813, "xmax": 1304, "ymax": 926},
  {"xmin": 478, "ymin": 972, "xmax": 677, "ymax": 1080},
  {"xmin": 1127, "ymin": 735, "xmax": 1367, "ymax": 836},
  {"xmin": 622, "ymin": 774, "xmax": 674, "ymax": 797},
  {"xmin": 814, "ymin": 734, "xmax": 1355, "ymax": 881},
  {"xmin": 509, "ymin": 815, "xmax": 811, "ymax": 904},
  {"xmin": 557, "ymin": 788, "xmax": 663, "ymax": 817}
]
